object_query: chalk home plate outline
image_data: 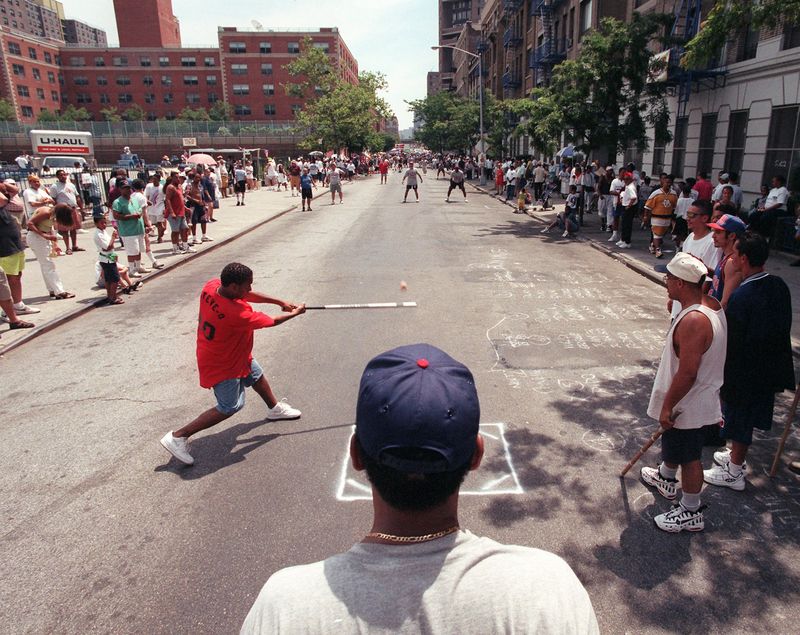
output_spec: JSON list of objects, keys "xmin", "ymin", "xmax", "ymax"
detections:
[{"xmin": 335, "ymin": 423, "xmax": 524, "ymax": 501}]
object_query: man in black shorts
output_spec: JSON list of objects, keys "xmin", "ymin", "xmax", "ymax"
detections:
[
  {"xmin": 704, "ymin": 232, "xmax": 794, "ymax": 490},
  {"xmin": 641, "ymin": 253, "xmax": 727, "ymax": 533},
  {"xmin": 446, "ymin": 165, "xmax": 467, "ymax": 202},
  {"xmin": 401, "ymin": 160, "xmax": 423, "ymax": 203}
]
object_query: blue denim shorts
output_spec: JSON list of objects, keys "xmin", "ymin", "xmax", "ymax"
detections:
[{"xmin": 212, "ymin": 359, "xmax": 263, "ymax": 415}]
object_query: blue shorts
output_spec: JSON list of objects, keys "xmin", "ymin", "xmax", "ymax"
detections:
[
  {"xmin": 721, "ymin": 395, "xmax": 775, "ymax": 445},
  {"xmin": 212, "ymin": 359, "xmax": 263, "ymax": 415},
  {"xmin": 167, "ymin": 215, "xmax": 188, "ymax": 232}
]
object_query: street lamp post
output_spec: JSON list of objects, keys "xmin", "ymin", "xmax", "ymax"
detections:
[{"xmin": 431, "ymin": 44, "xmax": 486, "ymax": 186}]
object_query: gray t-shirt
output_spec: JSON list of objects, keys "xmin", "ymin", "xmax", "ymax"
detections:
[
  {"xmin": 404, "ymin": 168, "xmax": 420, "ymax": 186},
  {"xmin": 241, "ymin": 530, "xmax": 599, "ymax": 634}
]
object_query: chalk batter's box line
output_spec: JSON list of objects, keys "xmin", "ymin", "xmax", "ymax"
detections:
[{"xmin": 335, "ymin": 423, "xmax": 524, "ymax": 502}]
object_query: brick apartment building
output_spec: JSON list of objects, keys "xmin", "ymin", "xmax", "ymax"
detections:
[{"xmin": 0, "ymin": 0, "xmax": 360, "ymax": 123}]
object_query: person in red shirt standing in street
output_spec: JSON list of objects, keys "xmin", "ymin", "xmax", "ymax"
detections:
[
  {"xmin": 378, "ymin": 157, "xmax": 389, "ymax": 184},
  {"xmin": 160, "ymin": 262, "xmax": 306, "ymax": 466}
]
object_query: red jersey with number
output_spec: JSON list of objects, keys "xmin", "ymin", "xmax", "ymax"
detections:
[{"xmin": 196, "ymin": 279, "xmax": 275, "ymax": 388}]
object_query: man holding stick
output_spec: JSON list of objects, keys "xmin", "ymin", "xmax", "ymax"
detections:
[
  {"xmin": 159, "ymin": 262, "xmax": 305, "ymax": 466},
  {"xmin": 640, "ymin": 253, "xmax": 727, "ymax": 533}
]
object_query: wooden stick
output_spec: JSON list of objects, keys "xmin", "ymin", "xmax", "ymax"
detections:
[
  {"xmin": 769, "ymin": 384, "xmax": 800, "ymax": 477},
  {"xmin": 620, "ymin": 427, "xmax": 664, "ymax": 477}
]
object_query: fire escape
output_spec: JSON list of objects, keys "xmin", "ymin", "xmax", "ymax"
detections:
[
  {"xmin": 502, "ymin": 0, "xmax": 524, "ymax": 94},
  {"xmin": 528, "ymin": 0, "xmax": 566, "ymax": 86},
  {"xmin": 663, "ymin": 0, "xmax": 727, "ymax": 118}
]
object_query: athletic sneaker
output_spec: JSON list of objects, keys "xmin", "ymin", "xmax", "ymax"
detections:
[
  {"xmin": 152, "ymin": 262, "xmax": 165, "ymax": 269},
  {"xmin": 640, "ymin": 466, "xmax": 679, "ymax": 500},
  {"xmin": 266, "ymin": 399, "xmax": 301, "ymax": 421},
  {"xmin": 184, "ymin": 245, "xmax": 197, "ymax": 253},
  {"xmin": 703, "ymin": 463, "xmax": 746, "ymax": 491},
  {"xmin": 540, "ymin": 227, "xmax": 551, "ymax": 234},
  {"xmin": 654, "ymin": 503, "xmax": 706, "ymax": 533},
  {"xmin": 14, "ymin": 304, "xmax": 41, "ymax": 315},
  {"xmin": 648, "ymin": 243, "xmax": 656, "ymax": 254},
  {"xmin": 201, "ymin": 235, "xmax": 213, "ymax": 242},
  {"xmin": 618, "ymin": 242, "xmax": 632, "ymax": 249},
  {"xmin": 655, "ymin": 248, "xmax": 663, "ymax": 259},
  {"xmin": 160, "ymin": 431, "xmax": 194, "ymax": 465},
  {"xmin": 138, "ymin": 266, "xmax": 152, "ymax": 274},
  {"xmin": 713, "ymin": 448, "xmax": 748, "ymax": 473},
  {"xmin": 562, "ymin": 230, "xmax": 570, "ymax": 238},
  {"xmin": 129, "ymin": 271, "xmax": 142, "ymax": 278},
  {"xmin": 608, "ymin": 231, "xmax": 620, "ymax": 242}
]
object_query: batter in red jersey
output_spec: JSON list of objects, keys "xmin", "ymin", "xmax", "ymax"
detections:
[{"xmin": 160, "ymin": 262, "xmax": 306, "ymax": 466}]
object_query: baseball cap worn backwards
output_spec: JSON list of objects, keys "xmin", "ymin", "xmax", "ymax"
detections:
[
  {"xmin": 356, "ymin": 344, "xmax": 480, "ymax": 474},
  {"xmin": 708, "ymin": 213, "xmax": 746, "ymax": 234}
]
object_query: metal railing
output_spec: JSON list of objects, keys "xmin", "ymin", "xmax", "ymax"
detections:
[{"xmin": 0, "ymin": 120, "xmax": 302, "ymax": 138}]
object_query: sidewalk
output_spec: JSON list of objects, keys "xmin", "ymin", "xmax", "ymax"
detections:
[
  {"xmin": 0, "ymin": 182, "xmax": 343, "ymax": 354},
  {"xmin": 472, "ymin": 182, "xmax": 800, "ymax": 352}
]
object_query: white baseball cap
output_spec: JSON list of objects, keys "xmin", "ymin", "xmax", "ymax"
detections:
[{"xmin": 655, "ymin": 252, "xmax": 707, "ymax": 283}]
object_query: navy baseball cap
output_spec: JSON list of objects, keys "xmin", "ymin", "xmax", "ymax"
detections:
[{"xmin": 356, "ymin": 344, "xmax": 480, "ymax": 474}]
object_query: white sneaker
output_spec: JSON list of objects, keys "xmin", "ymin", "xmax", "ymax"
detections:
[
  {"xmin": 76, "ymin": 228, "xmax": 88, "ymax": 234},
  {"xmin": 188, "ymin": 236, "xmax": 196, "ymax": 245},
  {"xmin": 266, "ymin": 399, "xmax": 301, "ymax": 421},
  {"xmin": 608, "ymin": 232, "xmax": 620, "ymax": 242},
  {"xmin": 129, "ymin": 271, "xmax": 142, "ymax": 278},
  {"xmin": 618, "ymin": 242, "xmax": 632, "ymax": 249},
  {"xmin": 640, "ymin": 466, "xmax": 679, "ymax": 500},
  {"xmin": 171, "ymin": 246, "xmax": 180, "ymax": 255},
  {"xmin": 654, "ymin": 503, "xmax": 706, "ymax": 533},
  {"xmin": 152, "ymin": 262, "xmax": 165, "ymax": 269},
  {"xmin": 616, "ymin": 241, "xmax": 626, "ymax": 247},
  {"xmin": 184, "ymin": 245, "xmax": 196, "ymax": 253},
  {"xmin": 540, "ymin": 227, "xmax": 551, "ymax": 234},
  {"xmin": 159, "ymin": 431, "xmax": 194, "ymax": 465},
  {"xmin": 201, "ymin": 235, "xmax": 213, "ymax": 242},
  {"xmin": 713, "ymin": 448, "xmax": 748, "ymax": 473},
  {"xmin": 562, "ymin": 230, "xmax": 570, "ymax": 238},
  {"xmin": 703, "ymin": 463, "xmax": 745, "ymax": 491},
  {"xmin": 14, "ymin": 304, "xmax": 41, "ymax": 315},
  {"xmin": 138, "ymin": 266, "xmax": 152, "ymax": 274}
]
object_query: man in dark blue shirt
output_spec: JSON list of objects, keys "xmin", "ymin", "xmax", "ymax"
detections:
[{"xmin": 300, "ymin": 167, "xmax": 314, "ymax": 212}]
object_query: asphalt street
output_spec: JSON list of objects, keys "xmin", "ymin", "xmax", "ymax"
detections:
[{"xmin": 2, "ymin": 171, "xmax": 799, "ymax": 634}]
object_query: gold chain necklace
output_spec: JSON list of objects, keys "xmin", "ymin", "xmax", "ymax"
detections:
[{"xmin": 365, "ymin": 525, "xmax": 460, "ymax": 544}]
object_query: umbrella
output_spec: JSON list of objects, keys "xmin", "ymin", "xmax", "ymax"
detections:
[
  {"xmin": 185, "ymin": 153, "xmax": 217, "ymax": 166},
  {"xmin": 557, "ymin": 144, "xmax": 575, "ymax": 158},
  {"xmin": 309, "ymin": 151, "xmax": 324, "ymax": 157}
]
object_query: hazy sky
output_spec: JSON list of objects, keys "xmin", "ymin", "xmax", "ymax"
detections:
[{"xmin": 69, "ymin": 0, "xmax": 438, "ymax": 128}]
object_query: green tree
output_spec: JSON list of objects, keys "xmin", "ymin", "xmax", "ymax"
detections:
[
  {"xmin": 37, "ymin": 108, "xmax": 61, "ymax": 122},
  {"xmin": 283, "ymin": 37, "xmax": 338, "ymax": 99},
  {"xmin": 177, "ymin": 106, "xmax": 211, "ymax": 121},
  {"xmin": 294, "ymin": 71, "xmax": 394, "ymax": 153},
  {"xmin": 407, "ymin": 92, "xmax": 479, "ymax": 154},
  {"xmin": 122, "ymin": 104, "xmax": 145, "ymax": 121},
  {"xmin": 209, "ymin": 101, "xmax": 234, "ymax": 121},
  {"xmin": 683, "ymin": 0, "xmax": 800, "ymax": 68},
  {"xmin": 0, "ymin": 98, "xmax": 16, "ymax": 122},
  {"xmin": 100, "ymin": 106, "xmax": 122, "ymax": 122},
  {"xmin": 514, "ymin": 91, "xmax": 563, "ymax": 156},
  {"xmin": 58, "ymin": 105, "xmax": 91, "ymax": 121}
]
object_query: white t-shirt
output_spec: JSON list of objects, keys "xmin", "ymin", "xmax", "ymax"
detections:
[
  {"xmin": 145, "ymin": 183, "xmax": 165, "ymax": 218},
  {"xmin": 241, "ymin": 531, "xmax": 599, "ymax": 635},
  {"xmin": 93, "ymin": 226, "xmax": 116, "ymax": 263},
  {"xmin": 766, "ymin": 186, "xmax": 789, "ymax": 210},
  {"xmin": 671, "ymin": 231, "xmax": 720, "ymax": 318},
  {"xmin": 22, "ymin": 186, "xmax": 51, "ymax": 216},
  {"xmin": 609, "ymin": 178, "xmax": 624, "ymax": 203},
  {"xmin": 621, "ymin": 182, "xmax": 638, "ymax": 207},
  {"xmin": 675, "ymin": 195, "xmax": 693, "ymax": 220}
]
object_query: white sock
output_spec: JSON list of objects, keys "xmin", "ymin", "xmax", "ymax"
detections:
[
  {"xmin": 659, "ymin": 462, "xmax": 678, "ymax": 480},
  {"xmin": 681, "ymin": 492, "xmax": 701, "ymax": 511},
  {"xmin": 147, "ymin": 251, "xmax": 156, "ymax": 265},
  {"xmin": 728, "ymin": 461, "xmax": 743, "ymax": 476},
  {"xmin": 13, "ymin": 301, "xmax": 25, "ymax": 309},
  {"xmin": 128, "ymin": 265, "xmax": 136, "ymax": 275}
]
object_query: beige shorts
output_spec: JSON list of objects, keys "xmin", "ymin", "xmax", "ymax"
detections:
[{"xmin": 651, "ymin": 216, "xmax": 673, "ymax": 237}]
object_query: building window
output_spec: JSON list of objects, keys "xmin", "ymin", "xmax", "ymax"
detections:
[
  {"xmin": 579, "ymin": 0, "xmax": 593, "ymax": 35},
  {"xmin": 697, "ymin": 113, "xmax": 718, "ymax": 175},
  {"xmin": 51, "ymin": 90, "xmax": 59, "ymax": 101},
  {"xmin": 8, "ymin": 42, "xmax": 21, "ymax": 55},
  {"xmin": 32, "ymin": 67, "xmax": 39, "ymax": 80},
  {"xmin": 116, "ymin": 76, "xmax": 131, "ymax": 86},
  {"xmin": 163, "ymin": 93, "xmax": 174, "ymax": 103},
  {"xmin": 313, "ymin": 42, "xmax": 329, "ymax": 52},
  {"xmin": 291, "ymin": 104, "xmax": 302, "ymax": 115},
  {"xmin": 264, "ymin": 104, "xmax": 276, "ymax": 116},
  {"xmin": 261, "ymin": 63, "xmax": 272, "ymax": 75},
  {"xmin": 159, "ymin": 56, "xmax": 170, "ymax": 67},
  {"xmin": 186, "ymin": 93, "xmax": 200, "ymax": 104},
  {"xmin": 17, "ymin": 85, "xmax": 29, "ymax": 97},
  {"xmin": 161, "ymin": 75, "xmax": 172, "ymax": 86},
  {"xmin": 47, "ymin": 71, "xmax": 55, "ymax": 83},
  {"xmin": 262, "ymin": 83, "xmax": 274, "ymax": 96},
  {"xmin": 234, "ymin": 105, "xmax": 251, "ymax": 115},
  {"xmin": 12, "ymin": 63, "xmax": 24, "ymax": 76},
  {"xmin": 181, "ymin": 56, "xmax": 196, "ymax": 67},
  {"xmin": 671, "ymin": 116, "xmax": 688, "ymax": 177},
  {"xmin": 44, "ymin": 51, "xmax": 51, "ymax": 63},
  {"xmin": 183, "ymin": 75, "xmax": 198, "ymax": 85},
  {"xmin": 724, "ymin": 110, "xmax": 748, "ymax": 177},
  {"xmin": 144, "ymin": 93, "xmax": 155, "ymax": 104},
  {"xmin": 94, "ymin": 56, "xmax": 105, "ymax": 66},
  {"xmin": 69, "ymin": 56, "xmax": 85, "ymax": 66},
  {"xmin": 204, "ymin": 56, "xmax": 216, "ymax": 67},
  {"xmin": 76, "ymin": 93, "xmax": 91, "ymax": 103},
  {"xmin": 21, "ymin": 106, "xmax": 33, "ymax": 117},
  {"xmin": 36, "ymin": 87, "xmax": 44, "ymax": 100},
  {"xmin": 206, "ymin": 75, "xmax": 217, "ymax": 85},
  {"xmin": 288, "ymin": 42, "xmax": 300, "ymax": 54},
  {"xmin": 231, "ymin": 63, "xmax": 248, "ymax": 75},
  {"xmin": 142, "ymin": 75, "xmax": 153, "ymax": 85},
  {"xmin": 260, "ymin": 42, "xmax": 271, "ymax": 53},
  {"xmin": 28, "ymin": 47, "xmax": 36, "ymax": 60},
  {"xmin": 99, "ymin": 93, "xmax": 110, "ymax": 104},
  {"xmin": 118, "ymin": 93, "xmax": 133, "ymax": 103},
  {"xmin": 764, "ymin": 105, "xmax": 800, "ymax": 183},
  {"xmin": 229, "ymin": 41, "xmax": 246, "ymax": 53},
  {"xmin": 96, "ymin": 75, "xmax": 107, "ymax": 85},
  {"xmin": 232, "ymin": 84, "xmax": 250, "ymax": 95},
  {"xmin": 208, "ymin": 93, "xmax": 218, "ymax": 103},
  {"xmin": 784, "ymin": 23, "xmax": 800, "ymax": 50},
  {"xmin": 140, "ymin": 56, "xmax": 151, "ymax": 67},
  {"xmin": 112, "ymin": 56, "xmax": 128, "ymax": 67},
  {"xmin": 733, "ymin": 24, "xmax": 759, "ymax": 63},
  {"xmin": 73, "ymin": 76, "xmax": 88, "ymax": 85}
]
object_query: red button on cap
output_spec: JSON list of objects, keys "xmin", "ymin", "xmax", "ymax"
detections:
[{"xmin": 417, "ymin": 358, "xmax": 429, "ymax": 368}]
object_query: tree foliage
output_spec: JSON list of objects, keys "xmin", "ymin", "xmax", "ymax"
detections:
[
  {"xmin": 100, "ymin": 106, "xmax": 122, "ymax": 122},
  {"xmin": 177, "ymin": 106, "xmax": 211, "ymax": 121},
  {"xmin": 37, "ymin": 105, "xmax": 91, "ymax": 122},
  {"xmin": 0, "ymin": 98, "xmax": 16, "ymax": 122},
  {"xmin": 209, "ymin": 101, "xmax": 234, "ymax": 121},
  {"xmin": 283, "ymin": 37, "xmax": 338, "ymax": 99},
  {"xmin": 122, "ymin": 104, "xmax": 145, "ymax": 121},
  {"xmin": 683, "ymin": 0, "xmax": 800, "ymax": 68},
  {"xmin": 407, "ymin": 92, "xmax": 480, "ymax": 154}
]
